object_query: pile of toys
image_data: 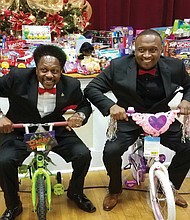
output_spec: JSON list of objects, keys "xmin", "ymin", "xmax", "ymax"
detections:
[
  {"xmin": 91, "ymin": 26, "xmax": 134, "ymax": 56},
  {"xmin": 1, "ymin": 20, "xmax": 190, "ymax": 76},
  {"xmin": 163, "ymin": 19, "xmax": 190, "ymax": 74},
  {"xmin": 0, "ymin": 40, "xmax": 36, "ymax": 74}
]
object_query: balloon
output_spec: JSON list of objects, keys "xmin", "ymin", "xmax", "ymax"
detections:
[
  {"xmin": 67, "ymin": 0, "xmax": 92, "ymax": 21},
  {"xmin": 85, "ymin": 1, "xmax": 92, "ymax": 21},
  {"xmin": 27, "ymin": 0, "xmax": 63, "ymax": 14},
  {"xmin": 67, "ymin": 0, "xmax": 84, "ymax": 8}
]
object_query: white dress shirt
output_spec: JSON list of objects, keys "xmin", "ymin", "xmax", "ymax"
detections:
[{"xmin": 37, "ymin": 83, "xmax": 56, "ymax": 118}]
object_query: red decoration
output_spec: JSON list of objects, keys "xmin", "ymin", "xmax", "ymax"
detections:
[
  {"xmin": 9, "ymin": 11, "xmax": 33, "ymax": 31},
  {"xmin": 44, "ymin": 14, "xmax": 64, "ymax": 35},
  {"xmin": 63, "ymin": 0, "xmax": 69, "ymax": 3},
  {"xmin": 81, "ymin": 11, "xmax": 88, "ymax": 28},
  {"xmin": 0, "ymin": 10, "xmax": 11, "ymax": 22},
  {"xmin": 63, "ymin": 105, "xmax": 77, "ymax": 111},
  {"xmin": 4, "ymin": 10, "xmax": 11, "ymax": 17}
]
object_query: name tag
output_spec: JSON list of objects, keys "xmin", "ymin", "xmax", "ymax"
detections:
[{"xmin": 144, "ymin": 136, "xmax": 160, "ymax": 157}]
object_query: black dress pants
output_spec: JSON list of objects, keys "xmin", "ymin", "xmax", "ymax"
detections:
[
  {"xmin": 103, "ymin": 127, "xmax": 190, "ymax": 194},
  {"xmin": 0, "ymin": 132, "xmax": 91, "ymax": 209}
]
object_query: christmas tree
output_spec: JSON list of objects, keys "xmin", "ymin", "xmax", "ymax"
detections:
[{"xmin": 0, "ymin": 0, "xmax": 92, "ymax": 37}]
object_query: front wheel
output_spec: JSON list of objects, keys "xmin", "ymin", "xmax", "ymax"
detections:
[
  {"xmin": 149, "ymin": 169, "xmax": 176, "ymax": 220},
  {"xmin": 37, "ymin": 176, "xmax": 47, "ymax": 220}
]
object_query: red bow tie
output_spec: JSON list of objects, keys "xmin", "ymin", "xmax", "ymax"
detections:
[
  {"xmin": 38, "ymin": 87, "xmax": 56, "ymax": 95},
  {"xmin": 138, "ymin": 68, "xmax": 156, "ymax": 76}
]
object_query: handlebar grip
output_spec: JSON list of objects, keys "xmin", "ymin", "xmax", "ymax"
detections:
[
  {"xmin": 12, "ymin": 124, "xmax": 24, "ymax": 128},
  {"xmin": 53, "ymin": 121, "xmax": 68, "ymax": 126}
]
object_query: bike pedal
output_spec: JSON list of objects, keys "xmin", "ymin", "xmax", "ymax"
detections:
[
  {"xmin": 125, "ymin": 180, "xmax": 137, "ymax": 188},
  {"xmin": 53, "ymin": 183, "xmax": 65, "ymax": 195},
  {"xmin": 18, "ymin": 164, "xmax": 28, "ymax": 174}
]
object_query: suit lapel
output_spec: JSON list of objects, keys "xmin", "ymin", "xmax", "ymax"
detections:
[
  {"xmin": 127, "ymin": 58, "xmax": 137, "ymax": 92},
  {"xmin": 127, "ymin": 58, "xmax": 145, "ymax": 106},
  {"xmin": 28, "ymin": 70, "xmax": 38, "ymax": 107},
  {"xmin": 158, "ymin": 59, "xmax": 172, "ymax": 97},
  {"xmin": 55, "ymin": 78, "xmax": 67, "ymax": 111}
]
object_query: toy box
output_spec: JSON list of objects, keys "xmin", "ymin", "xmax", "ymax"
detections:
[
  {"xmin": 0, "ymin": 47, "xmax": 35, "ymax": 74},
  {"xmin": 173, "ymin": 19, "xmax": 190, "ymax": 37},
  {"xmin": 151, "ymin": 27, "xmax": 173, "ymax": 40},
  {"xmin": 164, "ymin": 38, "xmax": 190, "ymax": 74},
  {"xmin": 110, "ymin": 26, "xmax": 134, "ymax": 56},
  {"xmin": 97, "ymin": 48, "xmax": 121, "ymax": 60},
  {"xmin": 91, "ymin": 30, "xmax": 113, "ymax": 47},
  {"xmin": 0, "ymin": 35, "xmax": 6, "ymax": 48},
  {"xmin": 22, "ymin": 25, "xmax": 51, "ymax": 43},
  {"xmin": 164, "ymin": 39, "xmax": 190, "ymax": 57}
]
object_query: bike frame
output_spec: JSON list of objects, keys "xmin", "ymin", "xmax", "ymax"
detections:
[
  {"xmin": 13, "ymin": 122, "xmax": 67, "ymax": 213},
  {"xmin": 31, "ymin": 153, "xmax": 52, "ymax": 211},
  {"xmin": 126, "ymin": 135, "xmax": 169, "ymax": 187},
  {"xmin": 149, "ymin": 160, "xmax": 170, "ymax": 196},
  {"xmin": 124, "ymin": 108, "xmax": 178, "ymax": 220}
]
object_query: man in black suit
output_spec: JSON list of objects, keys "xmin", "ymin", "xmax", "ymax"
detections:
[
  {"xmin": 84, "ymin": 29, "xmax": 190, "ymax": 211},
  {"xmin": 0, "ymin": 45, "xmax": 96, "ymax": 220}
]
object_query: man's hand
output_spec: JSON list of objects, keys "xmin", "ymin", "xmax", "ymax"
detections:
[
  {"xmin": 66, "ymin": 113, "xmax": 84, "ymax": 131},
  {"xmin": 178, "ymin": 100, "xmax": 190, "ymax": 115},
  {"xmin": 110, "ymin": 104, "xmax": 128, "ymax": 121},
  {"xmin": 0, "ymin": 116, "xmax": 13, "ymax": 133}
]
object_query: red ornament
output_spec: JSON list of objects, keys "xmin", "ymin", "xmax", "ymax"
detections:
[
  {"xmin": 63, "ymin": 0, "xmax": 68, "ymax": 3},
  {"xmin": 44, "ymin": 13, "xmax": 64, "ymax": 36},
  {"xmin": 9, "ymin": 11, "xmax": 33, "ymax": 31},
  {"xmin": 4, "ymin": 10, "xmax": 11, "ymax": 17}
]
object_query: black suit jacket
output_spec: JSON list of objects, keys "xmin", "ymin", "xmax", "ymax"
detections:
[
  {"xmin": 0, "ymin": 67, "xmax": 92, "ymax": 139},
  {"xmin": 84, "ymin": 54, "xmax": 190, "ymax": 132}
]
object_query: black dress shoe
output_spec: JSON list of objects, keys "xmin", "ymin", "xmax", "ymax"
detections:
[
  {"xmin": 67, "ymin": 190, "xmax": 96, "ymax": 213},
  {"xmin": 0, "ymin": 201, "xmax": 23, "ymax": 220}
]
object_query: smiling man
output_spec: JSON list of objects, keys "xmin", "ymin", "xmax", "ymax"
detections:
[
  {"xmin": 84, "ymin": 29, "xmax": 190, "ymax": 211},
  {"xmin": 0, "ymin": 45, "xmax": 96, "ymax": 220}
]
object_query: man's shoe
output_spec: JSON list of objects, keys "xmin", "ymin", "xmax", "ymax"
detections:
[
  {"xmin": 103, "ymin": 193, "xmax": 121, "ymax": 211},
  {"xmin": 175, "ymin": 193, "xmax": 188, "ymax": 208},
  {"xmin": 0, "ymin": 201, "xmax": 23, "ymax": 220},
  {"xmin": 67, "ymin": 190, "xmax": 96, "ymax": 213}
]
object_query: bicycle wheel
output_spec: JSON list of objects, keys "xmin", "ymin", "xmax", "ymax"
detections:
[
  {"xmin": 149, "ymin": 170, "xmax": 176, "ymax": 220},
  {"xmin": 37, "ymin": 175, "xmax": 47, "ymax": 220}
]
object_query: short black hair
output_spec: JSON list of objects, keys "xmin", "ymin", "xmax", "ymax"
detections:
[
  {"xmin": 33, "ymin": 44, "xmax": 67, "ymax": 69},
  {"xmin": 136, "ymin": 29, "xmax": 162, "ymax": 42}
]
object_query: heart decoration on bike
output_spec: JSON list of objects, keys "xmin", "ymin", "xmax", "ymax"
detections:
[
  {"xmin": 148, "ymin": 115, "xmax": 167, "ymax": 131},
  {"xmin": 132, "ymin": 111, "xmax": 179, "ymax": 136}
]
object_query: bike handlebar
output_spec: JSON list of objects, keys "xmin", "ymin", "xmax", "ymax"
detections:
[
  {"xmin": 126, "ymin": 108, "xmax": 180, "ymax": 136},
  {"xmin": 126, "ymin": 107, "xmax": 180, "ymax": 116},
  {"xmin": 12, "ymin": 121, "xmax": 68, "ymax": 129},
  {"xmin": 107, "ymin": 108, "xmax": 181, "ymax": 140}
]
